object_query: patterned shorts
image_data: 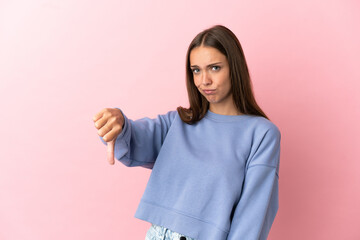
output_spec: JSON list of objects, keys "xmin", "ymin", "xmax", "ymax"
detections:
[{"xmin": 145, "ymin": 224, "xmax": 196, "ymax": 240}]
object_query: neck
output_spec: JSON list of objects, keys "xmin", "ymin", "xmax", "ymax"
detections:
[{"xmin": 209, "ymin": 103, "xmax": 242, "ymax": 116}]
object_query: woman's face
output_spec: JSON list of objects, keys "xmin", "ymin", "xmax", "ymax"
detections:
[{"xmin": 190, "ymin": 46, "xmax": 233, "ymax": 111}]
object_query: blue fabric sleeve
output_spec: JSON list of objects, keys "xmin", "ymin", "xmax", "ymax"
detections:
[
  {"xmin": 99, "ymin": 108, "xmax": 177, "ymax": 169},
  {"xmin": 227, "ymin": 126, "xmax": 281, "ymax": 240}
]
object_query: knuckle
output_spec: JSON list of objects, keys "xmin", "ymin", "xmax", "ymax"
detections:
[
  {"xmin": 108, "ymin": 116, "xmax": 116, "ymax": 124},
  {"xmin": 113, "ymin": 125, "xmax": 121, "ymax": 132},
  {"xmin": 106, "ymin": 111, "xmax": 113, "ymax": 119},
  {"xmin": 104, "ymin": 134, "xmax": 112, "ymax": 142},
  {"xmin": 97, "ymin": 129, "xmax": 104, "ymax": 137}
]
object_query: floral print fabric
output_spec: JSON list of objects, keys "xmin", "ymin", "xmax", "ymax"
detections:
[{"xmin": 145, "ymin": 224, "xmax": 196, "ymax": 240}]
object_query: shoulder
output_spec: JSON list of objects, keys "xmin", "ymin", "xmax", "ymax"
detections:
[
  {"xmin": 246, "ymin": 116, "xmax": 281, "ymax": 167},
  {"xmin": 154, "ymin": 109, "xmax": 179, "ymax": 127},
  {"xmin": 248, "ymin": 115, "xmax": 281, "ymax": 140},
  {"xmin": 163, "ymin": 109, "xmax": 179, "ymax": 122}
]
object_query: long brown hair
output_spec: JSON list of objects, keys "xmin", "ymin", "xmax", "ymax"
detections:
[{"xmin": 177, "ymin": 25, "xmax": 269, "ymax": 124}]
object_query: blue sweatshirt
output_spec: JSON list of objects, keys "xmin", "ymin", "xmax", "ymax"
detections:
[{"xmin": 99, "ymin": 108, "xmax": 281, "ymax": 240}]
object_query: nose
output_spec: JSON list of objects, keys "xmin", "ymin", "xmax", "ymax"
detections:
[{"xmin": 201, "ymin": 71, "xmax": 212, "ymax": 86}]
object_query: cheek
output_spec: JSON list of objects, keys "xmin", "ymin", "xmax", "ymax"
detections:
[
  {"xmin": 218, "ymin": 77, "xmax": 231, "ymax": 93},
  {"xmin": 225, "ymin": 81, "xmax": 232, "ymax": 93},
  {"xmin": 226, "ymin": 78, "xmax": 232, "ymax": 89},
  {"xmin": 193, "ymin": 76, "xmax": 201, "ymax": 87},
  {"xmin": 222, "ymin": 73, "xmax": 231, "ymax": 88}
]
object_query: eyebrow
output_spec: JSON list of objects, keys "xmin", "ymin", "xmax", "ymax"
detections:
[{"xmin": 190, "ymin": 62, "xmax": 223, "ymax": 68}]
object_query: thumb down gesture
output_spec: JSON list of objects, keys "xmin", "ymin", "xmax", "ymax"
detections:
[{"xmin": 93, "ymin": 108, "xmax": 125, "ymax": 165}]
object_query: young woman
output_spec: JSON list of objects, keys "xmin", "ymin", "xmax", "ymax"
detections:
[{"xmin": 93, "ymin": 25, "xmax": 281, "ymax": 240}]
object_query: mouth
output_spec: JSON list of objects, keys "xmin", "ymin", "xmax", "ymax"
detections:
[{"xmin": 202, "ymin": 89, "xmax": 216, "ymax": 95}]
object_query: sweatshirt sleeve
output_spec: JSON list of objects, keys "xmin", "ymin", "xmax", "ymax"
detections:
[
  {"xmin": 99, "ymin": 108, "xmax": 177, "ymax": 169},
  {"xmin": 227, "ymin": 125, "xmax": 281, "ymax": 240}
]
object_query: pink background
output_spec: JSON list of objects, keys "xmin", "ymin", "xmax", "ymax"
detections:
[{"xmin": 1, "ymin": 0, "xmax": 359, "ymax": 239}]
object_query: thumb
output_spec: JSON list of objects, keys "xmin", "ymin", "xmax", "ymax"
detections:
[{"xmin": 107, "ymin": 139, "xmax": 115, "ymax": 165}]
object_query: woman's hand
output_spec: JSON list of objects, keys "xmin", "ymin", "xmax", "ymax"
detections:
[{"xmin": 93, "ymin": 108, "xmax": 125, "ymax": 165}]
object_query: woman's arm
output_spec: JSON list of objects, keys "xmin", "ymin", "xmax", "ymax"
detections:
[
  {"xmin": 98, "ymin": 108, "xmax": 177, "ymax": 169},
  {"xmin": 227, "ymin": 126, "xmax": 281, "ymax": 240}
]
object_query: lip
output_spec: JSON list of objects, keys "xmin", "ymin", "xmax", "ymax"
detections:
[{"xmin": 203, "ymin": 89, "xmax": 216, "ymax": 94}]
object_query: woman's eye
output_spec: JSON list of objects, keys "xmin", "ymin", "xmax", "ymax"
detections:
[
  {"xmin": 211, "ymin": 66, "xmax": 220, "ymax": 71},
  {"xmin": 192, "ymin": 68, "xmax": 200, "ymax": 74}
]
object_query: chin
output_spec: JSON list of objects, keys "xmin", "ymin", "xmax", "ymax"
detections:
[{"xmin": 206, "ymin": 98, "xmax": 218, "ymax": 104}]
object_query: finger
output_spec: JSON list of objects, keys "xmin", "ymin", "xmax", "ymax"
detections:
[
  {"xmin": 102, "ymin": 126, "xmax": 120, "ymax": 142},
  {"xmin": 107, "ymin": 140, "xmax": 115, "ymax": 165},
  {"xmin": 93, "ymin": 109, "xmax": 106, "ymax": 122},
  {"xmin": 94, "ymin": 116, "xmax": 107, "ymax": 130}
]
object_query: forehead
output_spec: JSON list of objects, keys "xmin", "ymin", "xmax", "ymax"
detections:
[{"xmin": 190, "ymin": 46, "xmax": 227, "ymax": 65}]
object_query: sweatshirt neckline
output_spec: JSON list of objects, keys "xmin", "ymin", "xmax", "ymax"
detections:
[{"xmin": 204, "ymin": 109, "xmax": 251, "ymax": 122}]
